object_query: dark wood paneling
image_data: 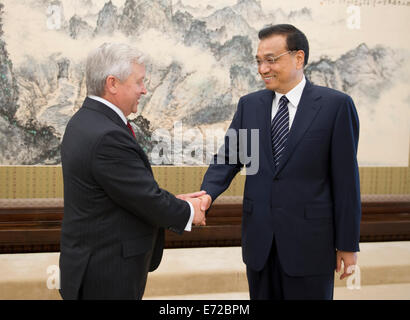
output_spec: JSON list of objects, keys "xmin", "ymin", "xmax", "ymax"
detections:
[{"xmin": 0, "ymin": 196, "xmax": 409, "ymax": 253}]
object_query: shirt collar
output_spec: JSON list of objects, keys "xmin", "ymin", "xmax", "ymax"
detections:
[
  {"xmin": 88, "ymin": 95, "xmax": 128, "ymax": 125},
  {"xmin": 274, "ymin": 75, "xmax": 306, "ymax": 108}
]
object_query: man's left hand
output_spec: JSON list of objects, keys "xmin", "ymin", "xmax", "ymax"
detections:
[{"xmin": 336, "ymin": 250, "xmax": 357, "ymax": 280}]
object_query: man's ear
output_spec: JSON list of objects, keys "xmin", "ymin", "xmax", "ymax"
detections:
[
  {"xmin": 105, "ymin": 75, "xmax": 118, "ymax": 94},
  {"xmin": 295, "ymin": 50, "xmax": 305, "ymax": 70}
]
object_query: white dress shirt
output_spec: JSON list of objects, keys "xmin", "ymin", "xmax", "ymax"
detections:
[
  {"xmin": 271, "ymin": 75, "xmax": 307, "ymax": 129},
  {"xmin": 87, "ymin": 95, "xmax": 195, "ymax": 231}
]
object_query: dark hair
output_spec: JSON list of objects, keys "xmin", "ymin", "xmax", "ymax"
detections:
[{"xmin": 258, "ymin": 24, "xmax": 309, "ymax": 66}]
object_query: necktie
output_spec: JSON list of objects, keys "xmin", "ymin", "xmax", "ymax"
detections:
[
  {"xmin": 127, "ymin": 121, "xmax": 136, "ymax": 138},
  {"xmin": 271, "ymin": 95, "xmax": 289, "ymax": 167}
]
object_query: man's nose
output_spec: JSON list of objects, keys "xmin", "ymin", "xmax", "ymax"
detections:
[
  {"xmin": 258, "ymin": 62, "xmax": 270, "ymax": 75},
  {"xmin": 141, "ymin": 83, "xmax": 147, "ymax": 95}
]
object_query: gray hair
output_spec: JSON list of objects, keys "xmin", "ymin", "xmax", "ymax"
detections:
[{"xmin": 86, "ymin": 43, "xmax": 144, "ymax": 96}]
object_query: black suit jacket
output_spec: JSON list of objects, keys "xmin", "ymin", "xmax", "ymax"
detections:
[
  {"xmin": 201, "ymin": 80, "xmax": 361, "ymax": 277},
  {"xmin": 59, "ymin": 97, "xmax": 190, "ymax": 299}
]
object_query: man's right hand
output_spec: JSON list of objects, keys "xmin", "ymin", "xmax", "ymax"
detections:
[
  {"xmin": 186, "ymin": 197, "xmax": 206, "ymax": 226},
  {"xmin": 198, "ymin": 194, "xmax": 212, "ymax": 211}
]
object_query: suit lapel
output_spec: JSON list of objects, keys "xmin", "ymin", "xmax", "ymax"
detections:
[
  {"xmin": 273, "ymin": 81, "xmax": 322, "ymax": 178},
  {"xmin": 258, "ymin": 90, "xmax": 276, "ymax": 176}
]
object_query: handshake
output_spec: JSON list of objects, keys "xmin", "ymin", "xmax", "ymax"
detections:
[{"xmin": 176, "ymin": 191, "xmax": 211, "ymax": 227}]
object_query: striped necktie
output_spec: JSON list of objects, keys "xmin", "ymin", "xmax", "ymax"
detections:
[
  {"xmin": 127, "ymin": 121, "xmax": 136, "ymax": 138},
  {"xmin": 271, "ymin": 95, "xmax": 289, "ymax": 167}
]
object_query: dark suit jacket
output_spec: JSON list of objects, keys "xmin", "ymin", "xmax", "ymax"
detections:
[
  {"xmin": 201, "ymin": 80, "xmax": 361, "ymax": 277},
  {"xmin": 59, "ymin": 97, "xmax": 190, "ymax": 299}
]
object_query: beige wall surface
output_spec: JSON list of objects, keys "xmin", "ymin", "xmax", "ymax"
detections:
[{"xmin": 0, "ymin": 165, "xmax": 408, "ymax": 199}]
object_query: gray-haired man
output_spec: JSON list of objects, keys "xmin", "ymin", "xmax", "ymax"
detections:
[{"xmin": 59, "ymin": 43, "xmax": 206, "ymax": 300}]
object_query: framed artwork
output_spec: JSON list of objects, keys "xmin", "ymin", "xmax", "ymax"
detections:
[{"xmin": 0, "ymin": 0, "xmax": 408, "ymax": 197}]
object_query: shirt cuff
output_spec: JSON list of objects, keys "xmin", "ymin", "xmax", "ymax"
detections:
[{"xmin": 184, "ymin": 200, "xmax": 195, "ymax": 232}]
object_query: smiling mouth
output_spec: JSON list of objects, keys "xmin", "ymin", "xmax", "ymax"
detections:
[
  {"xmin": 263, "ymin": 76, "xmax": 276, "ymax": 82},
  {"xmin": 263, "ymin": 74, "xmax": 276, "ymax": 79}
]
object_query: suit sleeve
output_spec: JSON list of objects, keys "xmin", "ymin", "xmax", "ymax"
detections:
[
  {"xmin": 91, "ymin": 130, "xmax": 190, "ymax": 235},
  {"xmin": 330, "ymin": 95, "xmax": 361, "ymax": 252},
  {"xmin": 201, "ymin": 97, "xmax": 245, "ymax": 202}
]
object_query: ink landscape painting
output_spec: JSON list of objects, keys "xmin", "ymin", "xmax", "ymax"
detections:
[{"xmin": 0, "ymin": 0, "xmax": 409, "ymax": 166}]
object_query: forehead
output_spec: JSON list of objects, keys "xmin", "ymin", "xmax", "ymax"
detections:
[
  {"xmin": 256, "ymin": 34, "xmax": 287, "ymax": 56},
  {"xmin": 130, "ymin": 62, "xmax": 145, "ymax": 79}
]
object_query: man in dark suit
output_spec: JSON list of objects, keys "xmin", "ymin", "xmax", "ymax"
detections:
[
  {"xmin": 59, "ymin": 43, "xmax": 206, "ymax": 300},
  {"xmin": 197, "ymin": 24, "xmax": 361, "ymax": 299}
]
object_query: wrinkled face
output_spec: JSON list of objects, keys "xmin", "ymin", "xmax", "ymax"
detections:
[
  {"xmin": 256, "ymin": 34, "xmax": 304, "ymax": 94},
  {"xmin": 115, "ymin": 63, "xmax": 147, "ymax": 117}
]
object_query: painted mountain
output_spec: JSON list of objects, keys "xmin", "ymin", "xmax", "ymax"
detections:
[{"xmin": 0, "ymin": 0, "xmax": 409, "ymax": 165}]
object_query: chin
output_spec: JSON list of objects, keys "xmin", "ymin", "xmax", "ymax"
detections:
[{"xmin": 265, "ymin": 84, "xmax": 278, "ymax": 92}]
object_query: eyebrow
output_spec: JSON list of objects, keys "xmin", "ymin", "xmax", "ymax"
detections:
[{"xmin": 255, "ymin": 53, "xmax": 276, "ymax": 59}]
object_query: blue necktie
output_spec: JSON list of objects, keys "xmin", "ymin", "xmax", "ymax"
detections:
[{"xmin": 271, "ymin": 95, "xmax": 289, "ymax": 167}]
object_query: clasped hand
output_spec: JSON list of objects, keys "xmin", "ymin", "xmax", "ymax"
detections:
[{"xmin": 176, "ymin": 191, "xmax": 212, "ymax": 227}]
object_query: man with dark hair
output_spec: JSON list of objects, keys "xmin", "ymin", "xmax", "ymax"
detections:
[
  {"xmin": 197, "ymin": 24, "xmax": 361, "ymax": 299},
  {"xmin": 258, "ymin": 24, "xmax": 309, "ymax": 66}
]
